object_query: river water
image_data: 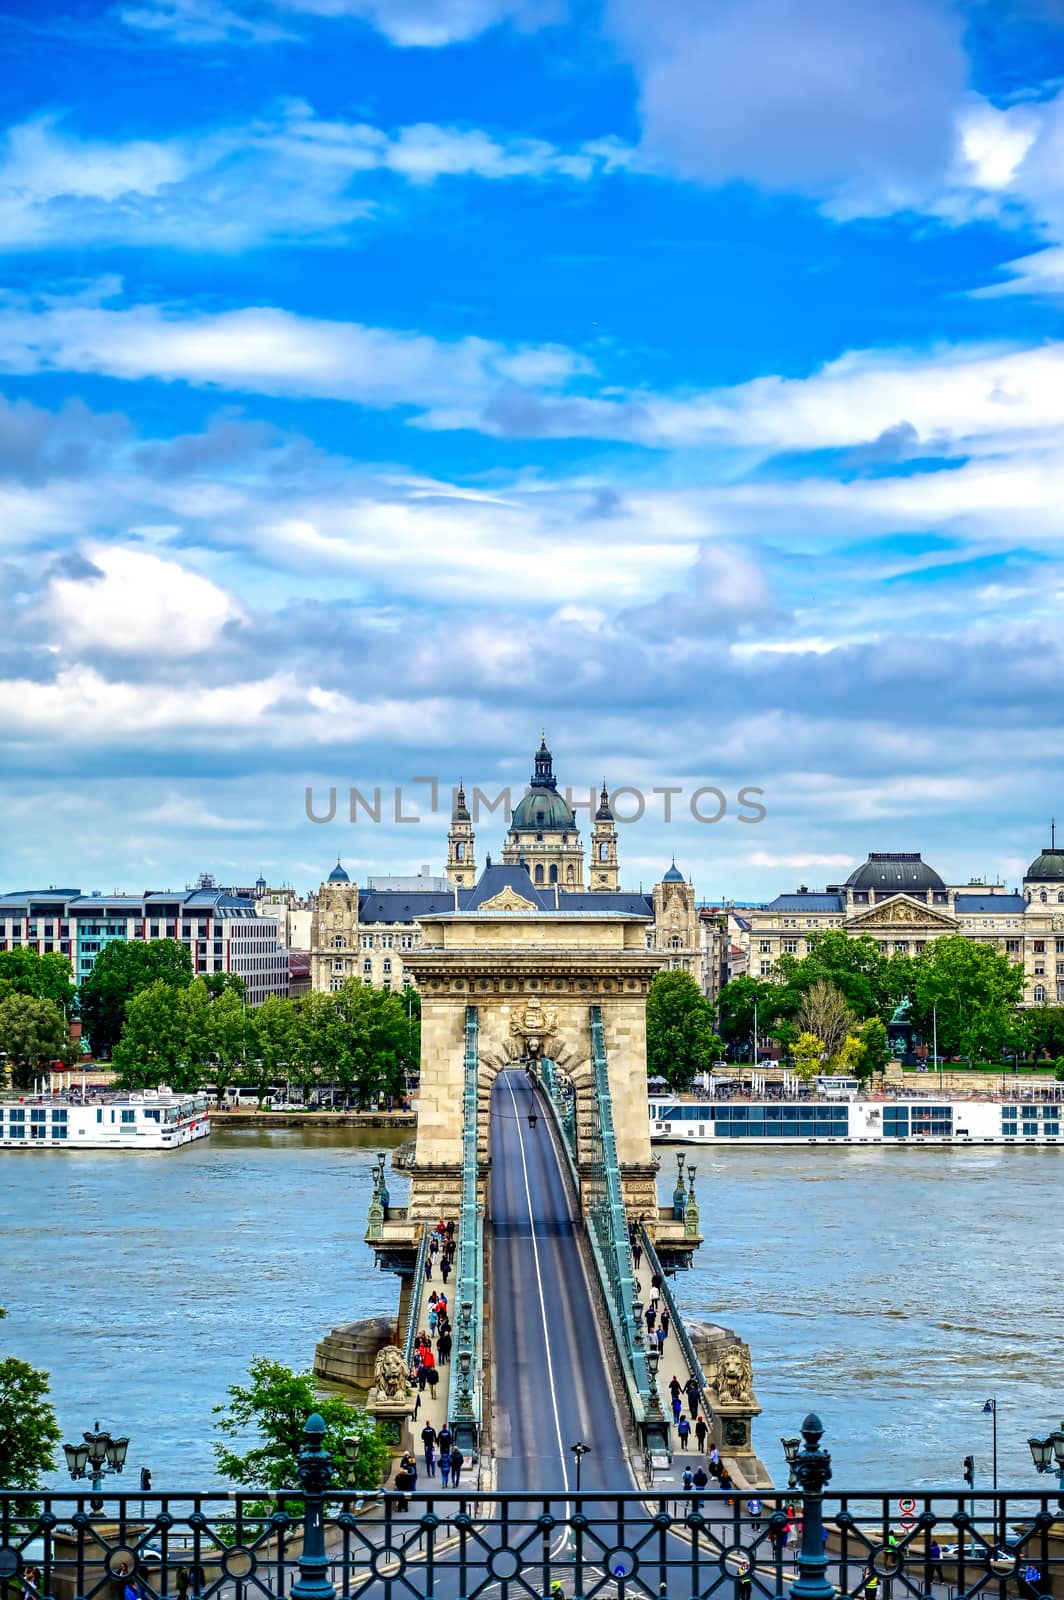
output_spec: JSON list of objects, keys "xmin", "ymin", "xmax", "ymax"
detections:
[{"xmin": 2, "ymin": 1130, "xmax": 1061, "ymax": 1492}]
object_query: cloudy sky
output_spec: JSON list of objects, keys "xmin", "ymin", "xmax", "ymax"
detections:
[{"xmin": 2, "ymin": 0, "xmax": 1063, "ymax": 901}]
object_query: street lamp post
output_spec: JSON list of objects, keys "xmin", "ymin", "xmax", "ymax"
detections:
[
  {"xmin": 291, "ymin": 1413, "xmax": 335, "ymax": 1600},
  {"xmin": 1027, "ymin": 1423, "xmax": 1064, "ymax": 1508},
  {"xmin": 63, "ymin": 1421, "xmax": 130, "ymax": 1512},
  {"xmin": 570, "ymin": 1441, "xmax": 591, "ymax": 1494},
  {"xmin": 784, "ymin": 1414, "xmax": 834, "ymax": 1600},
  {"xmin": 672, "ymin": 1153, "xmax": 687, "ymax": 1220},
  {"xmin": 983, "ymin": 1398, "xmax": 998, "ymax": 1492}
]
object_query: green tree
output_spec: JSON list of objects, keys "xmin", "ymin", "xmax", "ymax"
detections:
[
  {"xmin": 111, "ymin": 981, "xmax": 189, "ymax": 1089},
  {"xmin": 0, "ymin": 949, "xmax": 76, "ymax": 1012},
  {"xmin": 715, "ymin": 975, "xmax": 780, "ymax": 1056},
  {"xmin": 856, "ymin": 1016, "xmax": 891, "ymax": 1081},
  {"xmin": 646, "ymin": 970, "xmax": 722, "ymax": 1092},
  {"xmin": 909, "ymin": 936, "xmax": 1025, "ymax": 1061},
  {"xmin": 79, "ymin": 939, "xmax": 193, "ymax": 1056},
  {"xmin": 0, "ymin": 1309, "xmax": 62, "ymax": 1491},
  {"xmin": 1023, "ymin": 1005, "xmax": 1064, "ymax": 1061},
  {"xmin": 206, "ymin": 989, "xmax": 251, "ymax": 1093},
  {"xmin": 203, "ymin": 972, "xmax": 246, "ymax": 1001},
  {"xmin": 791, "ymin": 1031, "xmax": 825, "ymax": 1080},
  {"xmin": 248, "ymin": 994, "xmax": 299, "ymax": 1101},
  {"xmin": 213, "ymin": 1356, "xmax": 390, "ymax": 1492},
  {"xmin": 0, "ymin": 994, "xmax": 71, "ymax": 1089}
]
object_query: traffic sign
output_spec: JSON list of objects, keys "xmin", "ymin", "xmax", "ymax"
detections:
[
  {"xmin": 898, "ymin": 1498, "xmax": 916, "ymax": 1515},
  {"xmin": 899, "ymin": 1516, "xmax": 916, "ymax": 1532}
]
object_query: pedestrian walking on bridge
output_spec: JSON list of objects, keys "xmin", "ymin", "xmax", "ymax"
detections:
[
  {"xmin": 421, "ymin": 1422, "xmax": 437, "ymax": 1476},
  {"xmin": 451, "ymin": 1446, "xmax": 465, "ymax": 1487},
  {"xmin": 695, "ymin": 1415, "xmax": 708, "ymax": 1452},
  {"xmin": 677, "ymin": 1415, "xmax": 691, "ymax": 1449},
  {"xmin": 684, "ymin": 1376, "xmax": 701, "ymax": 1418},
  {"xmin": 668, "ymin": 1375, "xmax": 682, "ymax": 1406}
]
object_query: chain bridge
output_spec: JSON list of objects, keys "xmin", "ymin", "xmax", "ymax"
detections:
[{"xmin": 354, "ymin": 880, "xmax": 767, "ymax": 1493}]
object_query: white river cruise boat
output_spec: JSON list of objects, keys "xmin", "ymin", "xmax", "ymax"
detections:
[
  {"xmin": 650, "ymin": 1093, "xmax": 1063, "ymax": 1146},
  {"xmin": 0, "ymin": 1089, "xmax": 210, "ymax": 1150}
]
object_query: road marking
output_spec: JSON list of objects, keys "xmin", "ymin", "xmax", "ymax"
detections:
[{"xmin": 503, "ymin": 1071, "xmax": 570, "ymax": 1495}]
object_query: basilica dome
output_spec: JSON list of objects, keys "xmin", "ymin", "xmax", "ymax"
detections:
[{"xmin": 510, "ymin": 787, "xmax": 577, "ymax": 832}]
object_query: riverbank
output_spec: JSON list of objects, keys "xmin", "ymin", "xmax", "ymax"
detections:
[{"xmin": 211, "ymin": 1108, "xmax": 416, "ymax": 1128}]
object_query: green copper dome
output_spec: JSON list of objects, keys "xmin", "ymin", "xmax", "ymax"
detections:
[
  {"xmin": 511, "ymin": 787, "xmax": 576, "ymax": 832},
  {"xmin": 1026, "ymin": 848, "xmax": 1064, "ymax": 881}
]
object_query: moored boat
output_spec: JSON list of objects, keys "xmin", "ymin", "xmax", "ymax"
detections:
[{"xmin": 0, "ymin": 1088, "xmax": 210, "ymax": 1150}]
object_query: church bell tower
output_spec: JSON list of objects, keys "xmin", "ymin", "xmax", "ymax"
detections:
[
  {"xmin": 446, "ymin": 781, "xmax": 476, "ymax": 888},
  {"xmin": 590, "ymin": 781, "xmax": 619, "ymax": 891}
]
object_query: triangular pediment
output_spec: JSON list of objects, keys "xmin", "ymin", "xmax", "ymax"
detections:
[
  {"xmin": 845, "ymin": 894, "xmax": 957, "ymax": 931},
  {"xmin": 479, "ymin": 885, "xmax": 539, "ymax": 912}
]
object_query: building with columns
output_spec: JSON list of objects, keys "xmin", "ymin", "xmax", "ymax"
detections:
[
  {"xmin": 309, "ymin": 735, "xmax": 701, "ymax": 996},
  {"xmin": 746, "ymin": 840, "xmax": 1064, "ymax": 1006}
]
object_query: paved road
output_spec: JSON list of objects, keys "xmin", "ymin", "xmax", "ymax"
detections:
[{"xmin": 489, "ymin": 1067, "xmax": 635, "ymax": 1494}]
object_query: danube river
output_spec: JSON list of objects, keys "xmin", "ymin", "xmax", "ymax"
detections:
[{"xmin": 3, "ymin": 1129, "xmax": 1061, "ymax": 1491}]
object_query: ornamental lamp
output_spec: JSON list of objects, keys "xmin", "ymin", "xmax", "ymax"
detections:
[
  {"xmin": 105, "ymin": 1436, "xmax": 130, "ymax": 1472},
  {"xmin": 1028, "ymin": 1435, "xmax": 1053, "ymax": 1472},
  {"xmin": 63, "ymin": 1441, "xmax": 89, "ymax": 1478}
]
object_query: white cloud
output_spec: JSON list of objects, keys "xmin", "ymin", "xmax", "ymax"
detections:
[
  {"xmin": 45, "ymin": 546, "xmax": 246, "ymax": 657},
  {"xmin": 0, "ymin": 291, "xmax": 588, "ymax": 414},
  {"xmin": 0, "ymin": 110, "xmax": 629, "ymax": 252},
  {"xmin": 745, "ymin": 851, "xmax": 855, "ymax": 870},
  {"xmin": 134, "ymin": 794, "xmax": 269, "ymax": 830},
  {"xmin": 117, "ymin": 0, "xmax": 560, "ymax": 46}
]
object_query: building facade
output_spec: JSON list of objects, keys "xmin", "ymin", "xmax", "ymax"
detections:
[
  {"xmin": 0, "ymin": 886, "xmax": 290, "ymax": 1006},
  {"xmin": 310, "ymin": 736, "xmax": 702, "ymax": 995},
  {"xmin": 746, "ymin": 844, "xmax": 1064, "ymax": 1006}
]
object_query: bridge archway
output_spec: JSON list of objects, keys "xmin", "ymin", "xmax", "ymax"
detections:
[{"xmin": 402, "ymin": 907, "xmax": 663, "ymax": 1224}]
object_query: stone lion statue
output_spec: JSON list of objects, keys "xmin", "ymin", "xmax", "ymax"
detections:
[
  {"xmin": 372, "ymin": 1343, "xmax": 409, "ymax": 1402},
  {"xmin": 714, "ymin": 1342, "xmax": 753, "ymax": 1406}
]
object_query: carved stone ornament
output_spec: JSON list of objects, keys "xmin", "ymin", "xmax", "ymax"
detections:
[
  {"xmin": 371, "ymin": 1344, "xmax": 409, "ymax": 1402},
  {"xmin": 479, "ymin": 885, "xmax": 539, "ymax": 912},
  {"xmin": 724, "ymin": 1418, "xmax": 748, "ymax": 1447},
  {"xmin": 711, "ymin": 1342, "xmax": 754, "ymax": 1406},
  {"xmin": 510, "ymin": 1000, "xmax": 558, "ymax": 1057},
  {"xmin": 847, "ymin": 896, "xmax": 955, "ymax": 929}
]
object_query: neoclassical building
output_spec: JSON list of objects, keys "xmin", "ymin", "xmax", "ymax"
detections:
[
  {"xmin": 310, "ymin": 736, "xmax": 700, "ymax": 995},
  {"xmin": 745, "ymin": 841, "xmax": 1064, "ymax": 1005}
]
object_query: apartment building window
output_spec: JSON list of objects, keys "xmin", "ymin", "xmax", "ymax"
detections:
[
  {"xmin": 333, "ymin": 935, "xmax": 344, "ymax": 948},
  {"xmin": 363, "ymin": 959, "xmax": 372, "ymax": 975},
  {"xmin": 894, "ymin": 941, "xmax": 909, "ymax": 955},
  {"xmin": 383, "ymin": 959, "xmax": 392, "ymax": 974},
  {"xmin": 1035, "ymin": 984, "xmax": 1046, "ymax": 1002},
  {"xmin": 382, "ymin": 934, "xmax": 393, "ymax": 949},
  {"xmin": 401, "ymin": 934, "xmax": 413, "ymax": 949},
  {"xmin": 1034, "ymin": 940, "xmax": 1046, "ymax": 953},
  {"xmin": 333, "ymin": 959, "xmax": 343, "ymax": 972},
  {"xmin": 1056, "ymin": 939, "xmax": 1064, "ymax": 955},
  {"xmin": 1035, "ymin": 964, "xmax": 1046, "ymax": 977},
  {"xmin": 759, "ymin": 940, "xmax": 772, "ymax": 954},
  {"xmin": 383, "ymin": 979, "xmax": 391, "ymax": 990},
  {"xmin": 330, "ymin": 978, "xmax": 343, "ymax": 992},
  {"xmin": 182, "ymin": 923, "xmax": 192, "ymax": 937},
  {"xmin": 760, "ymin": 960, "xmax": 772, "ymax": 976},
  {"xmin": 362, "ymin": 934, "xmax": 373, "ymax": 949},
  {"xmin": 782, "ymin": 939, "xmax": 798, "ymax": 954},
  {"xmin": 1007, "ymin": 939, "xmax": 1021, "ymax": 955}
]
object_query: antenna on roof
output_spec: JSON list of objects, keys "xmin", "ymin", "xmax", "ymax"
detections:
[{"xmin": 1053, "ymin": 817, "xmax": 1057, "ymax": 850}]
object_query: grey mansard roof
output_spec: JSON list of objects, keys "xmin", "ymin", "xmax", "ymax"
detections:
[
  {"xmin": 762, "ymin": 893, "xmax": 845, "ymax": 912},
  {"xmin": 953, "ymin": 892, "xmax": 1028, "ymax": 913}
]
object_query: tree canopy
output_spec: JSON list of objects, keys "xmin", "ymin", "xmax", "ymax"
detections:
[
  {"xmin": 213, "ymin": 1356, "xmax": 390, "ymax": 1492},
  {"xmin": 0, "ymin": 994, "xmax": 72, "ymax": 1088},
  {"xmin": 79, "ymin": 938, "xmax": 194, "ymax": 1055},
  {"xmin": 646, "ymin": 969, "xmax": 722, "ymax": 1091},
  {"xmin": 0, "ymin": 948, "xmax": 76, "ymax": 1012},
  {"xmin": 0, "ymin": 1310, "xmax": 62, "ymax": 1491},
  {"xmin": 111, "ymin": 976, "xmax": 419, "ymax": 1104}
]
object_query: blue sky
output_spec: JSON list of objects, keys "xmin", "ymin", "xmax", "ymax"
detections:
[{"xmin": 2, "ymin": 0, "xmax": 1064, "ymax": 901}]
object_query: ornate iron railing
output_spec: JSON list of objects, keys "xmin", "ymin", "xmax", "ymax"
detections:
[
  {"xmin": 5, "ymin": 1482, "xmax": 1063, "ymax": 1600},
  {"xmin": 447, "ymin": 1005, "xmax": 482, "ymax": 1460},
  {"xmin": 402, "ymin": 1225, "xmax": 431, "ymax": 1375},
  {"xmin": 586, "ymin": 1006, "xmax": 659, "ymax": 1451},
  {"xmin": 639, "ymin": 1223, "xmax": 711, "ymax": 1416}
]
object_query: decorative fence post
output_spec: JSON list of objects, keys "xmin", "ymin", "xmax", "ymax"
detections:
[
  {"xmin": 292, "ymin": 1413, "xmax": 336, "ymax": 1600},
  {"xmin": 790, "ymin": 1413, "xmax": 834, "ymax": 1600}
]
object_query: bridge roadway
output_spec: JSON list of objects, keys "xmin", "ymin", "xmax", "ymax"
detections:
[{"xmin": 490, "ymin": 1067, "xmax": 635, "ymax": 1493}]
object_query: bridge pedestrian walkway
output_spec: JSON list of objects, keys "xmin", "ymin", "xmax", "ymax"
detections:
[
  {"xmin": 630, "ymin": 1248, "xmax": 761, "ymax": 1493},
  {"xmin": 396, "ymin": 1223, "xmax": 463, "ymax": 1482}
]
